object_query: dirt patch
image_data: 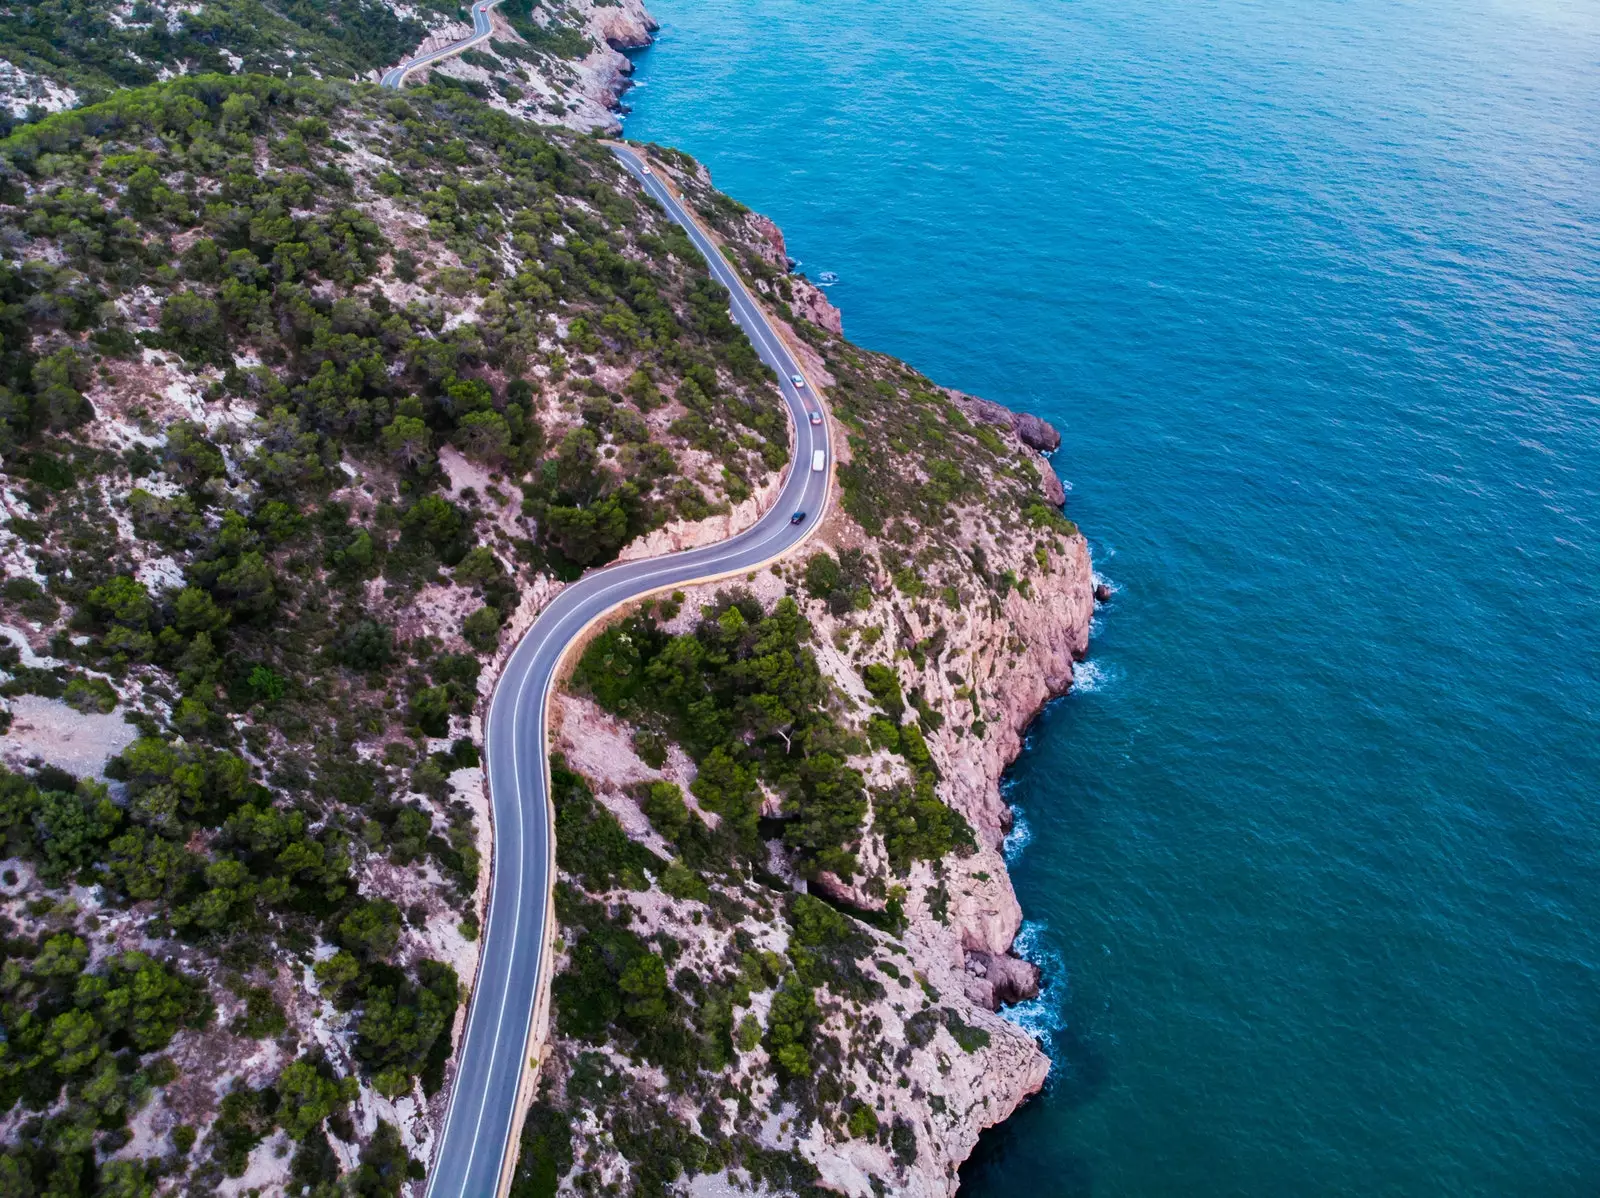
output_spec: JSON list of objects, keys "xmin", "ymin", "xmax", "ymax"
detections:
[{"xmin": 0, "ymin": 693, "xmax": 139, "ymax": 779}]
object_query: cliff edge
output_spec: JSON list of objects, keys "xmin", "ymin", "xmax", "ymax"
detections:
[{"xmin": 513, "ymin": 149, "xmax": 1094, "ymax": 1197}]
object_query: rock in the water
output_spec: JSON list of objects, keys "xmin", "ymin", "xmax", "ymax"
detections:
[
  {"xmin": 944, "ymin": 388, "xmax": 1063, "ymax": 454},
  {"xmin": 1014, "ymin": 412, "xmax": 1061, "ymax": 453},
  {"xmin": 965, "ymin": 950, "xmax": 1042, "ymax": 1010},
  {"xmin": 1095, "ymin": 582, "xmax": 1112, "ymax": 603}
]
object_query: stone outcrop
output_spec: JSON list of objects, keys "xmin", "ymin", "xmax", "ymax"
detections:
[
  {"xmin": 590, "ymin": 0, "xmax": 657, "ymax": 51},
  {"xmin": 965, "ymin": 950, "xmax": 1043, "ymax": 1010},
  {"xmin": 746, "ymin": 213, "xmax": 790, "ymax": 270},
  {"xmin": 571, "ymin": 0, "xmax": 659, "ymax": 130},
  {"xmin": 742, "ymin": 211, "xmax": 845, "ymax": 335},
  {"xmin": 791, "ymin": 276, "xmax": 844, "ymax": 335},
  {"xmin": 1038, "ymin": 453, "xmax": 1068, "ymax": 505},
  {"xmin": 946, "ymin": 386, "xmax": 1063, "ymax": 453}
]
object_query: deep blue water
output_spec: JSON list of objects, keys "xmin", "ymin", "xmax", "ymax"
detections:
[{"xmin": 620, "ymin": 0, "xmax": 1600, "ymax": 1193}]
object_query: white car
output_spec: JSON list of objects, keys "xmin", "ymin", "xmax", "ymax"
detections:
[
  {"xmin": 641, "ymin": 166, "xmax": 652, "ymax": 176},
  {"xmin": 790, "ymin": 373, "xmax": 805, "ymax": 388}
]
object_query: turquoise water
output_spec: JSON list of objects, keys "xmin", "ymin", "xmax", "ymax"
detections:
[{"xmin": 619, "ymin": 1, "xmax": 1600, "ymax": 1193}]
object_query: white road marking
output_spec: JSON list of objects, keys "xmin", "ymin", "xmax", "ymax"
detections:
[{"xmin": 419, "ymin": 137, "xmax": 828, "ymax": 1196}]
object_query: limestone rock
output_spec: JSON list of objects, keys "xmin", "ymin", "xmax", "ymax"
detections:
[
  {"xmin": 745, "ymin": 213, "xmax": 790, "ymax": 270},
  {"xmin": 945, "ymin": 386, "xmax": 1062, "ymax": 453},
  {"xmin": 965, "ymin": 950, "xmax": 1043, "ymax": 1010},
  {"xmin": 1039, "ymin": 454, "xmax": 1068, "ymax": 506},
  {"xmin": 792, "ymin": 277, "xmax": 844, "ymax": 336},
  {"xmin": 1014, "ymin": 411, "xmax": 1061, "ymax": 453}
]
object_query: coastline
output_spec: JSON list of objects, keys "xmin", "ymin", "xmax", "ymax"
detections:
[
  {"xmin": 405, "ymin": 4, "xmax": 1100, "ymax": 1187},
  {"xmin": 520, "ymin": 129, "xmax": 1097, "ymax": 1193}
]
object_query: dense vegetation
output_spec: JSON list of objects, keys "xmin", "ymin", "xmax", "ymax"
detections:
[
  {"xmin": 0, "ymin": 890, "xmax": 210, "ymax": 1194},
  {"xmin": 0, "ymin": 0, "xmax": 450, "ymax": 127},
  {"xmin": 0, "ymin": 71, "xmax": 787, "ymax": 1194},
  {"xmin": 0, "ymin": 34, "xmax": 1076, "ymax": 1191},
  {"xmin": 537, "ymin": 582, "xmax": 996, "ymax": 1190},
  {"xmin": 519, "ymin": 756, "xmax": 907, "ymax": 1197},
  {"xmin": 575, "ymin": 587, "xmax": 972, "ymax": 883}
]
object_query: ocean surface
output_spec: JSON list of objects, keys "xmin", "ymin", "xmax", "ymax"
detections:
[{"xmin": 619, "ymin": 0, "xmax": 1600, "ymax": 1193}]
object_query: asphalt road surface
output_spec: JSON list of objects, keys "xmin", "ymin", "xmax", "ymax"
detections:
[
  {"xmin": 380, "ymin": 0, "xmax": 500, "ymax": 88},
  {"xmin": 420, "ymin": 143, "xmax": 831, "ymax": 1196}
]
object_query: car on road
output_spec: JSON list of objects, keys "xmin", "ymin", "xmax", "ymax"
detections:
[
  {"xmin": 808, "ymin": 410, "xmax": 822, "ymax": 425},
  {"xmin": 641, "ymin": 166, "xmax": 652, "ymax": 175},
  {"xmin": 811, "ymin": 448, "xmax": 826, "ymax": 472},
  {"xmin": 790, "ymin": 510, "xmax": 806, "ymax": 525},
  {"xmin": 790, "ymin": 373, "xmax": 805, "ymax": 388}
]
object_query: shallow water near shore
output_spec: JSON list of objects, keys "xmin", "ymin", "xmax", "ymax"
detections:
[{"xmin": 621, "ymin": 0, "xmax": 1600, "ymax": 1193}]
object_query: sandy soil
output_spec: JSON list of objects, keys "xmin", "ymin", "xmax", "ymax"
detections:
[{"xmin": 0, "ymin": 693, "xmax": 139, "ymax": 779}]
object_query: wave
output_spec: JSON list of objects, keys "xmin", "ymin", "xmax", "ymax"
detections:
[
  {"xmin": 1002, "ymin": 805, "xmax": 1032, "ymax": 864},
  {"xmin": 1006, "ymin": 919, "xmax": 1069, "ymax": 1043},
  {"xmin": 1071, "ymin": 658, "xmax": 1118, "ymax": 694}
]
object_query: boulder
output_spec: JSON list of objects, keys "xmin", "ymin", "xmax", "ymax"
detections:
[
  {"xmin": 1039, "ymin": 456, "xmax": 1067, "ymax": 506},
  {"xmin": 791, "ymin": 278, "xmax": 843, "ymax": 336},
  {"xmin": 1014, "ymin": 412, "xmax": 1061, "ymax": 453},
  {"xmin": 945, "ymin": 389, "xmax": 1062, "ymax": 455},
  {"xmin": 964, "ymin": 950, "xmax": 1042, "ymax": 1010}
]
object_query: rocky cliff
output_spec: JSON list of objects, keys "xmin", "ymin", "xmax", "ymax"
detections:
[
  {"xmin": 415, "ymin": 0, "xmax": 659, "ymax": 135},
  {"xmin": 515, "ymin": 151, "xmax": 1096, "ymax": 1197}
]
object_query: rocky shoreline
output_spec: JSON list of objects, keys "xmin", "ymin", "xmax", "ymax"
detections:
[
  {"xmin": 413, "ymin": 6, "xmax": 1099, "ymax": 1186},
  {"xmin": 416, "ymin": 0, "xmax": 659, "ymax": 135},
  {"xmin": 518, "ymin": 145, "xmax": 1097, "ymax": 1191}
]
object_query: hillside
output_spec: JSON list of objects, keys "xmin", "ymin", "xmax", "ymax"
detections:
[
  {"xmin": 0, "ymin": 0, "xmax": 657, "ymax": 137},
  {"xmin": 508, "ymin": 149, "xmax": 1095, "ymax": 1197},
  {"xmin": 0, "ymin": 16, "xmax": 1096, "ymax": 1198},
  {"xmin": 0, "ymin": 74, "xmax": 793, "ymax": 1195}
]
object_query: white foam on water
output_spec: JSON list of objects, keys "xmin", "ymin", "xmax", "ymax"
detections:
[
  {"xmin": 1006, "ymin": 920, "xmax": 1069, "ymax": 1042},
  {"xmin": 1003, "ymin": 806, "xmax": 1032, "ymax": 864},
  {"xmin": 1070, "ymin": 658, "xmax": 1118, "ymax": 694}
]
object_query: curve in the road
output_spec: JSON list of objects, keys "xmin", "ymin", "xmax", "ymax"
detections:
[
  {"xmin": 380, "ymin": 0, "xmax": 501, "ymax": 89},
  {"xmin": 410, "ymin": 141, "xmax": 832, "ymax": 1197}
]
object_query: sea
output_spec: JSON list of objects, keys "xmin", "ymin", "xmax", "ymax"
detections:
[{"xmin": 617, "ymin": 0, "xmax": 1600, "ymax": 1193}]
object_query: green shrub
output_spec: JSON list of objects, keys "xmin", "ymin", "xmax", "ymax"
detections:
[
  {"xmin": 641, "ymin": 780, "xmax": 690, "ymax": 842},
  {"xmin": 846, "ymin": 1102, "xmax": 879, "ymax": 1139},
  {"xmin": 463, "ymin": 604, "xmax": 504, "ymax": 651}
]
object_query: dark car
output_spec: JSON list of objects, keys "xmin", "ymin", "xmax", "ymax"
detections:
[{"xmin": 790, "ymin": 510, "xmax": 806, "ymax": 525}]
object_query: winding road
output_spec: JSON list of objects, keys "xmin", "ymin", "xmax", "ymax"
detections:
[
  {"xmin": 380, "ymin": 0, "xmax": 500, "ymax": 89},
  {"xmin": 379, "ymin": 32, "xmax": 833, "ymax": 1193}
]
